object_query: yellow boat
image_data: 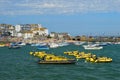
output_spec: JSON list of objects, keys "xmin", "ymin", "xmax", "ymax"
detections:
[
  {"xmin": 86, "ymin": 55, "xmax": 112, "ymax": 63},
  {"xmin": 75, "ymin": 52, "xmax": 92, "ymax": 59},
  {"xmin": 30, "ymin": 51, "xmax": 48, "ymax": 58},
  {"xmin": 64, "ymin": 51, "xmax": 112, "ymax": 63},
  {"xmin": 0, "ymin": 44, "xmax": 5, "ymax": 47},
  {"xmin": 39, "ymin": 54, "xmax": 76, "ymax": 64},
  {"xmin": 64, "ymin": 51, "xmax": 79, "ymax": 56},
  {"xmin": 64, "ymin": 51, "xmax": 92, "ymax": 59},
  {"xmin": 30, "ymin": 51, "xmax": 76, "ymax": 64}
]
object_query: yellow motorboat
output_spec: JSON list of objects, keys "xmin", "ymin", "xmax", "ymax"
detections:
[
  {"xmin": 0, "ymin": 44, "xmax": 5, "ymax": 47},
  {"xmin": 30, "ymin": 51, "xmax": 76, "ymax": 64},
  {"xmin": 38, "ymin": 55, "xmax": 76, "ymax": 64},
  {"xmin": 30, "ymin": 51, "xmax": 48, "ymax": 58},
  {"xmin": 75, "ymin": 52, "xmax": 92, "ymax": 59},
  {"xmin": 95, "ymin": 57, "xmax": 112, "ymax": 63},
  {"xmin": 64, "ymin": 51, "xmax": 92, "ymax": 59},
  {"xmin": 64, "ymin": 51, "xmax": 112, "ymax": 63},
  {"xmin": 86, "ymin": 55, "xmax": 112, "ymax": 63},
  {"xmin": 64, "ymin": 51, "xmax": 79, "ymax": 56}
]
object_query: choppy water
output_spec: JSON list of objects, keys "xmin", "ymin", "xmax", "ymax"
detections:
[{"xmin": 0, "ymin": 44, "xmax": 120, "ymax": 80}]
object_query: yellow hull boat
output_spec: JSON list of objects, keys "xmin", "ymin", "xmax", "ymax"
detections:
[
  {"xmin": 86, "ymin": 57, "xmax": 112, "ymax": 63},
  {"xmin": 30, "ymin": 51, "xmax": 76, "ymax": 64}
]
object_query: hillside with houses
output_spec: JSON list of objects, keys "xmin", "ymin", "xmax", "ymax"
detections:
[
  {"xmin": 0, "ymin": 24, "xmax": 71, "ymax": 43},
  {"xmin": 0, "ymin": 23, "xmax": 120, "ymax": 44}
]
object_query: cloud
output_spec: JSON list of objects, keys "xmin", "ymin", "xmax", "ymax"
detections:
[{"xmin": 0, "ymin": 0, "xmax": 120, "ymax": 15}]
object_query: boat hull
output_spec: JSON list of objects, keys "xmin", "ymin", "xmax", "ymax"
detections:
[
  {"xmin": 83, "ymin": 46, "xmax": 103, "ymax": 50},
  {"xmin": 38, "ymin": 60, "xmax": 76, "ymax": 64},
  {"xmin": 83, "ymin": 44, "xmax": 103, "ymax": 50},
  {"xmin": 86, "ymin": 57, "xmax": 112, "ymax": 63},
  {"xmin": 8, "ymin": 45, "xmax": 21, "ymax": 49}
]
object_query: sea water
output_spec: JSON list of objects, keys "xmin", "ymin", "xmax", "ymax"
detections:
[{"xmin": 0, "ymin": 44, "xmax": 120, "ymax": 80}]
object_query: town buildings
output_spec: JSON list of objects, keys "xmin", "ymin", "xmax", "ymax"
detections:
[
  {"xmin": 0, "ymin": 23, "xmax": 120, "ymax": 43},
  {"xmin": 0, "ymin": 24, "xmax": 48, "ymax": 39}
]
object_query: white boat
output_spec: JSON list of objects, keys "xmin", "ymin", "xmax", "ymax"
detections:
[
  {"xmin": 48, "ymin": 43, "xmax": 59, "ymax": 48},
  {"xmin": 114, "ymin": 42, "xmax": 120, "ymax": 44},
  {"xmin": 83, "ymin": 44, "xmax": 103, "ymax": 50},
  {"xmin": 31, "ymin": 43, "xmax": 47, "ymax": 46},
  {"xmin": 17, "ymin": 42, "xmax": 26, "ymax": 46},
  {"xmin": 9, "ymin": 43, "xmax": 21, "ymax": 49}
]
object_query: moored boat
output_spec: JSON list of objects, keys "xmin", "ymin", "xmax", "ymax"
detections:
[
  {"xmin": 83, "ymin": 44, "xmax": 103, "ymax": 50},
  {"xmin": 8, "ymin": 43, "xmax": 21, "ymax": 49},
  {"xmin": 38, "ymin": 53, "xmax": 76, "ymax": 64},
  {"xmin": 17, "ymin": 42, "xmax": 26, "ymax": 46},
  {"xmin": 8, "ymin": 45, "xmax": 21, "ymax": 49},
  {"xmin": 0, "ymin": 44, "xmax": 5, "ymax": 47},
  {"xmin": 85, "ymin": 55, "xmax": 112, "ymax": 63},
  {"xmin": 29, "ymin": 51, "xmax": 76, "ymax": 64},
  {"xmin": 64, "ymin": 50, "xmax": 112, "ymax": 63},
  {"xmin": 48, "ymin": 42, "xmax": 59, "ymax": 48}
]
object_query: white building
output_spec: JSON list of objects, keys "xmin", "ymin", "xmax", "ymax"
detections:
[
  {"xmin": 50, "ymin": 32, "xmax": 56, "ymax": 37},
  {"xmin": 5, "ymin": 25, "xmax": 16, "ymax": 36},
  {"xmin": 15, "ymin": 25, "xmax": 21, "ymax": 32},
  {"xmin": 23, "ymin": 31, "xmax": 34, "ymax": 39},
  {"xmin": 14, "ymin": 24, "xmax": 48, "ymax": 38},
  {"xmin": 32, "ymin": 27, "xmax": 48, "ymax": 36},
  {"xmin": 44, "ymin": 29, "xmax": 49, "ymax": 35},
  {"xmin": 17, "ymin": 33, "xmax": 22, "ymax": 37}
]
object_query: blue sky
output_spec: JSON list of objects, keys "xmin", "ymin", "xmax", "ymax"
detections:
[{"xmin": 0, "ymin": 0, "xmax": 120, "ymax": 36}]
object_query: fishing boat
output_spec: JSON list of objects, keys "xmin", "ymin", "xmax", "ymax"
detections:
[
  {"xmin": 8, "ymin": 43, "xmax": 21, "ymax": 49},
  {"xmin": 8, "ymin": 44, "xmax": 21, "ymax": 49},
  {"xmin": 38, "ymin": 54, "xmax": 76, "ymax": 64},
  {"xmin": 98, "ymin": 42, "xmax": 108, "ymax": 46},
  {"xmin": 17, "ymin": 42, "xmax": 26, "ymax": 46},
  {"xmin": 83, "ymin": 44, "xmax": 103, "ymax": 50},
  {"xmin": 39, "ymin": 53, "xmax": 76, "ymax": 64},
  {"xmin": 64, "ymin": 51, "xmax": 92, "ymax": 59},
  {"xmin": 85, "ymin": 55, "xmax": 112, "ymax": 63},
  {"xmin": 29, "ymin": 51, "xmax": 76, "ymax": 64},
  {"xmin": 48, "ymin": 42, "xmax": 59, "ymax": 48},
  {"xmin": 0, "ymin": 44, "xmax": 5, "ymax": 47},
  {"xmin": 38, "ymin": 59, "xmax": 76, "ymax": 64}
]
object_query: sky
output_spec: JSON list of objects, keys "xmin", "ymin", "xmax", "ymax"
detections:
[{"xmin": 0, "ymin": 0, "xmax": 120, "ymax": 36}]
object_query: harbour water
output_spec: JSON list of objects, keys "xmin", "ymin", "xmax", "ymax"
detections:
[{"xmin": 0, "ymin": 44, "xmax": 120, "ymax": 80}]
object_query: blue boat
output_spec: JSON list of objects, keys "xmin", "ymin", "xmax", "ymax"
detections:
[
  {"xmin": 37, "ymin": 45, "xmax": 49, "ymax": 50},
  {"xmin": 9, "ymin": 43, "xmax": 21, "ymax": 49}
]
